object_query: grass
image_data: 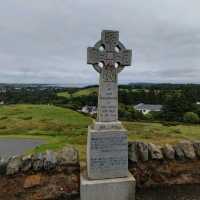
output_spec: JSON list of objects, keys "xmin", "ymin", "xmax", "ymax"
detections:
[
  {"xmin": 1, "ymin": 104, "xmax": 200, "ymax": 160},
  {"xmin": 72, "ymin": 87, "xmax": 98, "ymax": 97},
  {"xmin": 0, "ymin": 104, "xmax": 92, "ymax": 159},
  {"xmin": 124, "ymin": 121, "xmax": 200, "ymax": 145},
  {"xmin": 57, "ymin": 91, "xmax": 71, "ymax": 98}
]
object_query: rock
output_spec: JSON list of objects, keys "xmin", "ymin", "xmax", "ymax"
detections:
[
  {"xmin": 162, "ymin": 144, "xmax": 175, "ymax": 160},
  {"xmin": 21, "ymin": 155, "xmax": 32, "ymax": 172},
  {"xmin": 178, "ymin": 141, "xmax": 196, "ymax": 160},
  {"xmin": 57, "ymin": 147, "xmax": 79, "ymax": 165},
  {"xmin": 148, "ymin": 143, "xmax": 163, "ymax": 160},
  {"xmin": 33, "ymin": 153, "xmax": 45, "ymax": 171},
  {"xmin": 137, "ymin": 142, "xmax": 149, "ymax": 161},
  {"xmin": 24, "ymin": 175, "xmax": 41, "ymax": 188},
  {"xmin": 128, "ymin": 142, "xmax": 138, "ymax": 162},
  {"xmin": 43, "ymin": 150, "xmax": 57, "ymax": 171},
  {"xmin": 174, "ymin": 144, "xmax": 185, "ymax": 160},
  {"xmin": 6, "ymin": 156, "xmax": 22, "ymax": 175},
  {"xmin": 0, "ymin": 157, "xmax": 9, "ymax": 175},
  {"xmin": 193, "ymin": 141, "xmax": 200, "ymax": 157}
]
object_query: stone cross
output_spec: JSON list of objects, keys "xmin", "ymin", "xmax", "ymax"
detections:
[{"xmin": 87, "ymin": 30, "xmax": 132, "ymax": 122}]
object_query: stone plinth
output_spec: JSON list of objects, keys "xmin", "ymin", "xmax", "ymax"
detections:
[
  {"xmin": 81, "ymin": 172, "xmax": 136, "ymax": 200},
  {"xmin": 87, "ymin": 125, "xmax": 128, "ymax": 180}
]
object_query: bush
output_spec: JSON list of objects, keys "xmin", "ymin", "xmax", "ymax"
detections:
[
  {"xmin": 144, "ymin": 113, "xmax": 153, "ymax": 120},
  {"xmin": 183, "ymin": 112, "xmax": 199, "ymax": 124}
]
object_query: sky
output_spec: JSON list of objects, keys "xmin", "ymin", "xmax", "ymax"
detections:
[{"xmin": 0, "ymin": 0, "xmax": 200, "ymax": 85}]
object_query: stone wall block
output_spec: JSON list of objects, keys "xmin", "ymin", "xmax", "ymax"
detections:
[
  {"xmin": 193, "ymin": 141, "xmax": 200, "ymax": 158},
  {"xmin": 174, "ymin": 144, "xmax": 185, "ymax": 160},
  {"xmin": 148, "ymin": 143, "xmax": 163, "ymax": 160},
  {"xmin": 137, "ymin": 142, "xmax": 149, "ymax": 161},
  {"xmin": 162, "ymin": 144, "xmax": 175, "ymax": 160},
  {"xmin": 0, "ymin": 157, "xmax": 9, "ymax": 175},
  {"xmin": 22, "ymin": 155, "xmax": 33, "ymax": 172},
  {"xmin": 57, "ymin": 147, "xmax": 79, "ymax": 166},
  {"xmin": 6, "ymin": 156, "xmax": 23, "ymax": 175},
  {"xmin": 128, "ymin": 142, "xmax": 138, "ymax": 162},
  {"xmin": 32, "ymin": 153, "xmax": 45, "ymax": 172},
  {"xmin": 43, "ymin": 150, "xmax": 57, "ymax": 171},
  {"xmin": 178, "ymin": 141, "xmax": 196, "ymax": 160}
]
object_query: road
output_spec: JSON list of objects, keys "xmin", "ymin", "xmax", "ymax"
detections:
[{"xmin": 0, "ymin": 138, "xmax": 43, "ymax": 158}]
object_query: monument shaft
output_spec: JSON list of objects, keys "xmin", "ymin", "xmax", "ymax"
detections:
[
  {"xmin": 81, "ymin": 30, "xmax": 135, "ymax": 200},
  {"xmin": 98, "ymin": 66, "xmax": 118, "ymax": 122},
  {"xmin": 86, "ymin": 30, "xmax": 132, "ymax": 179}
]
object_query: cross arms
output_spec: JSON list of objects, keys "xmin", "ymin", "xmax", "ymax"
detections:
[{"xmin": 87, "ymin": 47, "xmax": 132, "ymax": 67}]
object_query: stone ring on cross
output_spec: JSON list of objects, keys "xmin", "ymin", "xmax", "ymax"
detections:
[{"xmin": 87, "ymin": 30, "xmax": 132, "ymax": 73}]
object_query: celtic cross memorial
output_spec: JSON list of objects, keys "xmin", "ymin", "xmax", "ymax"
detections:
[
  {"xmin": 81, "ymin": 30, "xmax": 135, "ymax": 200},
  {"xmin": 87, "ymin": 30, "xmax": 132, "ymax": 122}
]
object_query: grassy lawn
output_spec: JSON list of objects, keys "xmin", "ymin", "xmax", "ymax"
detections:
[{"xmin": 1, "ymin": 104, "xmax": 200, "ymax": 160}]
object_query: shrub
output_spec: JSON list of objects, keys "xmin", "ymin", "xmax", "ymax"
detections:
[
  {"xmin": 144, "ymin": 113, "xmax": 153, "ymax": 120},
  {"xmin": 0, "ymin": 116, "xmax": 8, "ymax": 120},
  {"xmin": 20, "ymin": 116, "xmax": 33, "ymax": 120},
  {"xmin": 183, "ymin": 112, "xmax": 199, "ymax": 124}
]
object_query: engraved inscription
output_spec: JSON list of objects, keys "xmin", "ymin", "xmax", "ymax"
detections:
[
  {"xmin": 90, "ymin": 133, "xmax": 128, "ymax": 172},
  {"xmin": 99, "ymin": 99, "xmax": 117, "ymax": 122},
  {"xmin": 100, "ymin": 82, "xmax": 117, "ymax": 98}
]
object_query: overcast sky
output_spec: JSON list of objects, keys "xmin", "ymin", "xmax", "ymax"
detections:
[{"xmin": 0, "ymin": 0, "xmax": 200, "ymax": 85}]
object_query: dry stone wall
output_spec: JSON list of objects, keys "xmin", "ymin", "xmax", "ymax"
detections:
[
  {"xmin": 129, "ymin": 140, "xmax": 200, "ymax": 188},
  {"xmin": 0, "ymin": 147, "xmax": 80, "ymax": 200},
  {"xmin": 1, "ymin": 140, "xmax": 200, "ymax": 199}
]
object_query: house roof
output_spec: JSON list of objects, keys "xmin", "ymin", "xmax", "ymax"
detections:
[{"xmin": 134, "ymin": 103, "xmax": 163, "ymax": 111}]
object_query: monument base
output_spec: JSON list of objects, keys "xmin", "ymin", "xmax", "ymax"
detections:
[
  {"xmin": 80, "ymin": 171, "xmax": 136, "ymax": 200},
  {"xmin": 87, "ymin": 126, "xmax": 128, "ymax": 179}
]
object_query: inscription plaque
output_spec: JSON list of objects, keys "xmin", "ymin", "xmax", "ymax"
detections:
[{"xmin": 87, "ymin": 130, "xmax": 128, "ymax": 179}]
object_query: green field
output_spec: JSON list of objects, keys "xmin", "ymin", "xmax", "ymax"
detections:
[
  {"xmin": 72, "ymin": 87, "xmax": 98, "ymax": 97},
  {"xmin": 57, "ymin": 87, "xmax": 98, "ymax": 98},
  {"xmin": 0, "ymin": 104, "xmax": 91, "ymax": 158},
  {"xmin": 1, "ymin": 104, "xmax": 200, "ymax": 160},
  {"xmin": 57, "ymin": 91, "xmax": 71, "ymax": 98}
]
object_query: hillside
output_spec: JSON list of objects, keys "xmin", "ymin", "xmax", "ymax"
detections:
[
  {"xmin": 1, "ymin": 104, "xmax": 200, "ymax": 160},
  {"xmin": 57, "ymin": 87, "xmax": 98, "ymax": 99},
  {"xmin": 0, "ymin": 104, "xmax": 92, "ymax": 155},
  {"xmin": 72, "ymin": 87, "xmax": 98, "ymax": 97}
]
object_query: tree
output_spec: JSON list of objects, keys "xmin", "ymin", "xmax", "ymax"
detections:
[
  {"xmin": 183, "ymin": 112, "xmax": 199, "ymax": 124},
  {"xmin": 162, "ymin": 93, "xmax": 195, "ymax": 122}
]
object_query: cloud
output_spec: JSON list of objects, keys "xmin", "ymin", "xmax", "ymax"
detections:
[{"xmin": 0, "ymin": 0, "xmax": 200, "ymax": 84}]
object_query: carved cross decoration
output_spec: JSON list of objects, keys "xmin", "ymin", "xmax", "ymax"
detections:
[
  {"xmin": 87, "ymin": 30, "xmax": 132, "ymax": 73},
  {"xmin": 87, "ymin": 30, "xmax": 132, "ymax": 122}
]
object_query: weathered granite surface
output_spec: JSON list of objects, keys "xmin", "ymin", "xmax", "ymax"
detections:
[
  {"xmin": 0, "ymin": 147, "xmax": 80, "ymax": 200},
  {"xmin": 81, "ymin": 172, "xmax": 136, "ymax": 200},
  {"xmin": 87, "ymin": 126, "xmax": 128, "ymax": 179},
  {"xmin": 86, "ymin": 30, "xmax": 132, "ymax": 181},
  {"xmin": 128, "ymin": 140, "xmax": 200, "ymax": 163},
  {"xmin": 87, "ymin": 30, "xmax": 132, "ymax": 123}
]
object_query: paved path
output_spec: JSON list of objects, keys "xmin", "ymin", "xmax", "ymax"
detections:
[
  {"xmin": 0, "ymin": 138, "xmax": 43, "ymax": 158},
  {"xmin": 136, "ymin": 184, "xmax": 200, "ymax": 200}
]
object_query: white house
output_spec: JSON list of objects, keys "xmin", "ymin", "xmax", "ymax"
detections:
[
  {"xmin": 81, "ymin": 105, "xmax": 97, "ymax": 115},
  {"xmin": 134, "ymin": 103, "xmax": 163, "ymax": 115}
]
